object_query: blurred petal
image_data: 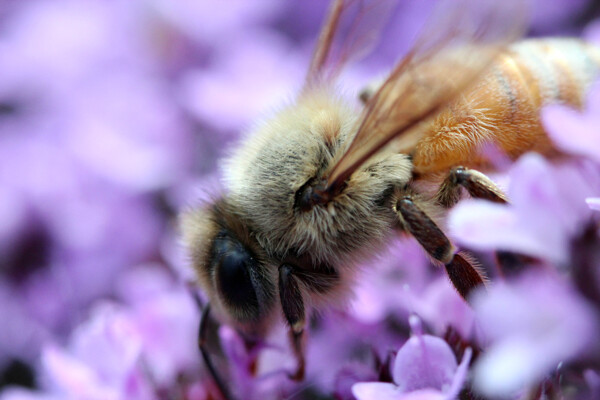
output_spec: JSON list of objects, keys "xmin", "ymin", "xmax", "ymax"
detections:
[
  {"xmin": 529, "ymin": 0, "xmax": 590, "ymax": 33},
  {"xmin": 352, "ymin": 382, "xmax": 402, "ymax": 400},
  {"xmin": 0, "ymin": 388, "xmax": 61, "ymax": 400},
  {"xmin": 334, "ymin": 363, "xmax": 379, "ymax": 400},
  {"xmin": 412, "ymin": 277, "xmax": 476, "ymax": 340},
  {"xmin": 393, "ymin": 323, "xmax": 457, "ymax": 392},
  {"xmin": 450, "ymin": 153, "xmax": 597, "ymax": 264},
  {"xmin": 70, "ymin": 304, "xmax": 142, "ymax": 384},
  {"xmin": 472, "ymin": 272, "xmax": 599, "ymax": 397},
  {"xmin": 353, "ymin": 384, "xmax": 449, "ymax": 400},
  {"xmin": 41, "ymin": 345, "xmax": 118, "ymax": 400},
  {"xmin": 178, "ymin": 31, "xmax": 304, "ymax": 131},
  {"xmin": 119, "ymin": 266, "xmax": 199, "ymax": 385},
  {"xmin": 587, "ymin": 197, "xmax": 600, "ymax": 211},
  {"xmin": 449, "ymin": 199, "xmax": 559, "ymax": 260},
  {"xmin": 543, "ymin": 103, "xmax": 600, "ymax": 164},
  {"xmin": 584, "ymin": 369, "xmax": 600, "ymax": 399},
  {"xmin": 351, "ymin": 238, "xmax": 430, "ymax": 324},
  {"xmin": 444, "ymin": 348, "xmax": 472, "ymax": 399}
]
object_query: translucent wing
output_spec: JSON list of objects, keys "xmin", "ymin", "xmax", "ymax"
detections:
[
  {"xmin": 323, "ymin": 0, "xmax": 529, "ymax": 192},
  {"xmin": 306, "ymin": 0, "xmax": 398, "ymax": 84}
]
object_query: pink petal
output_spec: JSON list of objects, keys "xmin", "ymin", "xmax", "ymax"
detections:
[
  {"xmin": 41, "ymin": 346, "xmax": 117, "ymax": 400},
  {"xmin": 352, "ymin": 382, "xmax": 402, "ymax": 400},
  {"xmin": 587, "ymin": 197, "xmax": 600, "ymax": 211},
  {"xmin": 70, "ymin": 303, "xmax": 142, "ymax": 384},
  {"xmin": 449, "ymin": 200, "xmax": 561, "ymax": 261},
  {"xmin": 353, "ymin": 385, "xmax": 447, "ymax": 400},
  {"xmin": 449, "ymin": 154, "xmax": 593, "ymax": 264},
  {"xmin": 399, "ymin": 390, "xmax": 447, "ymax": 400},
  {"xmin": 0, "ymin": 388, "xmax": 61, "ymax": 400},
  {"xmin": 542, "ymin": 104, "xmax": 600, "ymax": 163},
  {"xmin": 393, "ymin": 333, "xmax": 457, "ymax": 392},
  {"xmin": 444, "ymin": 348, "xmax": 472, "ymax": 399},
  {"xmin": 472, "ymin": 272, "xmax": 599, "ymax": 397}
]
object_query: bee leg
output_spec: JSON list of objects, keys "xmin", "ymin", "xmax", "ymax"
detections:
[
  {"xmin": 279, "ymin": 264, "xmax": 306, "ymax": 381},
  {"xmin": 197, "ymin": 302, "xmax": 235, "ymax": 400},
  {"xmin": 436, "ymin": 166, "xmax": 508, "ymax": 208},
  {"xmin": 396, "ymin": 196, "xmax": 486, "ymax": 300},
  {"xmin": 435, "ymin": 168, "xmax": 531, "ymax": 277}
]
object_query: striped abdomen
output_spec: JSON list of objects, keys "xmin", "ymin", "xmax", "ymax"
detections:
[{"xmin": 411, "ymin": 38, "xmax": 600, "ymax": 174}]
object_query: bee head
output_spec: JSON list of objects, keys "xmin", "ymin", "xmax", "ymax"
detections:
[{"xmin": 179, "ymin": 201, "xmax": 278, "ymax": 335}]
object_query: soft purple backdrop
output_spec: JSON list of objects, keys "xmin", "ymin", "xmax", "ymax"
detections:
[{"xmin": 0, "ymin": 1, "xmax": 599, "ymax": 399}]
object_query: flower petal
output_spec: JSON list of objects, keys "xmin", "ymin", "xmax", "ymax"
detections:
[
  {"xmin": 41, "ymin": 345, "xmax": 118, "ymax": 400},
  {"xmin": 393, "ymin": 333, "xmax": 457, "ymax": 392},
  {"xmin": 543, "ymin": 102, "xmax": 600, "ymax": 163},
  {"xmin": 587, "ymin": 197, "xmax": 600, "ymax": 211},
  {"xmin": 472, "ymin": 272, "xmax": 599, "ymax": 397},
  {"xmin": 352, "ymin": 382, "xmax": 402, "ymax": 400},
  {"xmin": 449, "ymin": 199, "xmax": 559, "ymax": 260},
  {"xmin": 443, "ymin": 348, "xmax": 472, "ymax": 399}
]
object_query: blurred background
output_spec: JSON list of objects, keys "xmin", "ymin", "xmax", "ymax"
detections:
[{"xmin": 1, "ymin": 0, "xmax": 599, "ymax": 399}]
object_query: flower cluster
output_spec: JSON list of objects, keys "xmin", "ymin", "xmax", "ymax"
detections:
[{"xmin": 1, "ymin": 1, "xmax": 599, "ymax": 400}]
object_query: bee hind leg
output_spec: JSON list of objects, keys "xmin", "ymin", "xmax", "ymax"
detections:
[
  {"xmin": 435, "ymin": 166, "xmax": 508, "ymax": 208},
  {"xmin": 279, "ymin": 264, "xmax": 307, "ymax": 381},
  {"xmin": 396, "ymin": 195, "xmax": 487, "ymax": 300}
]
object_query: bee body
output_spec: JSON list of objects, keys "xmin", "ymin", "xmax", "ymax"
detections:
[
  {"xmin": 183, "ymin": 37, "xmax": 600, "ymax": 332},
  {"xmin": 182, "ymin": 0, "xmax": 600, "ymax": 386},
  {"xmin": 409, "ymin": 39, "xmax": 600, "ymax": 174}
]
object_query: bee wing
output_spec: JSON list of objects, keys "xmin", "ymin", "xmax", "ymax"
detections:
[
  {"xmin": 324, "ymin": 0, "xmax": 529, "ymax": 190},
  {"xmin": 307, "ymin": 0, "xmax": 398, "ymax": 84}
]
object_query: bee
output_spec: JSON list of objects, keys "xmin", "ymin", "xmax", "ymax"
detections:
[{"xmin": 180, "ymin": 0, "xmax": 600, "ymax": 393}]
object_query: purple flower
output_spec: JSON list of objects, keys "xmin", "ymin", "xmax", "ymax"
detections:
[
  {"xmin": 352, "ymin": 316, "xmax": 472, "ymax": 400},
  {"xmin": 0, "ymin": 266, "xmax": 208, "ymax": 399},
  {"xmin": 588, "ymin": 197, "xmax": 600, "ymax": 211},
  {"xmin": 116, "ymin": 266, "xmax": 200, "ymax": 386},
  {"xmin": 542, "ymin": 83, "xmax": 600, "ymax": 164},
  {"xmin": 529, "ymin": 0, "xmax": 591, "ymax": 34},
  {"xmin": 2, "ymin": 0, "xmax": 600, "ymax": 399},
  {"xmin": 178, "ymin": 31, "xmax": 306, "ymax": 133},
  {"xmin": 350, "ymin": 238, "xmax": 431, "ymax": 324},
  {"xmin": 584, "ymin": 370, "xmax": 600, "ymax": 399},
  {"xmin": 471, "ymin": 271, "xmax": 600, "ymax": 397},
  {"xmin": 36, "ymin": 304, "xmax": 151, "ymax": 400},
  {"xmin": 0, "ymin": 281, "xmax": 51, "ymax": 367},
  {"xmin": 449, "ymin": 154, "xmax": 599, "ymax": 264},
  {"xmin": 350, "ymin": 238, "xmax": 475, "ymax": 340},
  {"xmin": 0, "ymin": 388, "xmax": 60, "ymax": 400},
  {"xmin": 150, "ymin": 0, "xmax": 284, "ymax": 45},
  {"xmin": 209, "ymin": 324, "xmax": 301, "ymax": 400},
  {"xmin": 0, "ymin": 0, "xmax": 192, "ymax": 369},
  {"xmin": 304, "ymin": 312, "xmax": 399, "ymax": 395}
]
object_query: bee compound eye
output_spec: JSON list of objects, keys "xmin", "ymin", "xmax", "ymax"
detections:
[{"xmin": 212, "ymin": 235, "xmax": 260, "ymax": 319}]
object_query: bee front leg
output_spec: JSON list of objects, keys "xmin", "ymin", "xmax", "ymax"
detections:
[
  {"xmin": 197, "ymin": 303, "xmax": 235, "ymax": 400},
  {"xmin": 278, "ymin": 264, "xmax": 306, "ymax": 381},
  {"xmin": 436, "ymin": 166, "xmax": 508, "ymax": 208},
  {"xmin": 396, "ymin": 195, "xmax": 487, "ymax": 300}
]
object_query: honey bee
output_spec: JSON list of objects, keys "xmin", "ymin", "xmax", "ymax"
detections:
[{"xmin": 180, "ymin": 0, "xmax": 600, "ymax": 394}]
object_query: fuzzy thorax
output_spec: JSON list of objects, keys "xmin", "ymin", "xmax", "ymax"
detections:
[{"xmin": 224, "ymin": 89, "xmax": 412, "ymax": 264}]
